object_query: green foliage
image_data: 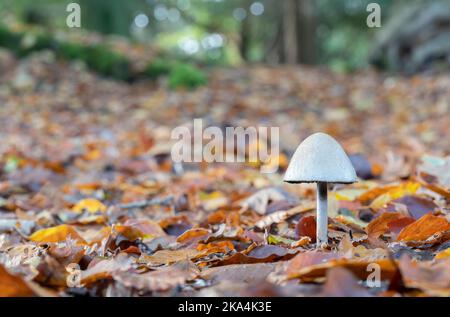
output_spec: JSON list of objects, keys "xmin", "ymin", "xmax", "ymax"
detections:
[
  {"xmin": 58, "ymin": 42, "xmax": 132, "ymax": 80},
  {"xmin": 145, "ymin": 58, "xmax": 174, "ymax": 79},
  {"xmin": 57, "ymin": 42, "xmax": 87, "ymax": 60},
  {"xmin": 19, "ymin": 33, "xmax": 54, "ymax": 56},
  {"xmin": 82, "ymin": 45, "xmax": 131, "ymax": 80},
  {"xmin": 0, "ymin": 25, "xmax": 131, "ymax": 80},
  {"xmin": 0, "ymin": 25, "xmax": 56, "ymax": 56},
  {"xmin": 0, "ymin": 24, "xmax": 207, "ymax": 87},
  {"xmin": 146, "ymin": 58, "xmax": 208, "ymax": 89},
  {"xmin": 0, "ymin": 25, "xmax": 25, "ymax": 53},
  {"xmin": 168, "ymin": 63, "xmax": 207, "ymax": 90}
]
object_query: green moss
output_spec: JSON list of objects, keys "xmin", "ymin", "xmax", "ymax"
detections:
[
  {"xmin": 145, "ymin": 58, "xmax": 208, "ymax": 89},
  {"xmin": 18, "ymin": 33, "xmax": 54, "ymax": 56},
  {"xmin": 168, "ymin": 63, "xmax": 207, "ymax": 90},
  {"xmin": 56, "ymin": 42, "xmax": 131, "ymax": 80},
  {"xmin": 57, "ymin": 42, "xmax": 87, "ymax": 60},
  {"xmin": 0, "ymin": 25, "xmax": 206, "ymax": 86},
  {"xmin": 145, "ymin": 58, "xmax": 174, "ymax": 79},
  {"xmin": 0, "ymin": 26, "xmax": 24, "ymax": 53},
  {"xmin": 83, "ymin": 45, "xmax": 131, "ymax": 80}
]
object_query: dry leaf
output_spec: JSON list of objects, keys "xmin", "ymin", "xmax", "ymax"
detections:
[
  {"xmin": 0, "ymin": 264, "xmax": 35, "ymax": 297},
  {"xmin": 139, "ymin": 249, "xmax": 201, "ymax": 266},
  {"xmin": 29, "ymin": 224, "xmax": 87, "ymax": 244},
  {"xmin": 72, "ymin": 198, "xmax": 107, "ymax": 214},
  {"xmin": 366, "ymin": 212, "xmax": 414, "ymax": 239},
  {"xmin": 397, "ymin": 214, "xmax": 450, "ymax": 242}
]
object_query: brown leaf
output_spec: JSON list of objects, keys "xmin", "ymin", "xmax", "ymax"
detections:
[
  {"xmin": 319, "ymin": 267, "xmax": 373, "ymax": 297},
  {"xmin": 138, "ymin": 249, "xmax": 201, "ymax": 266},
  {"xmin": 0, "ymin": 264, "xmax": 35, "ymax": 297},
  {"xmin": 114, "ymin": 260, "xmax": 199, "ymax": 292},
  {"xmin": 254, "ymin": 201, "xmax": 315, "ymax": 229},
  {"xmin": 287, "ymin": 257, "xmax": 397, "ymax": 283},
  {"xmin": 399, "ymin": 255, "xmax": 450, "ymax": 296},
  {"xmin": 122, "ymin": 218, "xmax": 166, "ymax": 237},
  {"xmin": 397, "ymin": 213, "xmax": 450, "ymax": 242},
  {"xmin": 201, "ymin": 263, "xmax": 279, "ymax": 284},
  {"xmin": 366, "ymin": 212, "xmax": 413, "ymax": 239},
  {"xmin": 286, "ymin": 251, "xmax": 340, "ymax": 276},
  {"xmin": 417, "ymin": 170, "xmax": 450, "ymax": 199},
  {"xmin": 393, "ymin": 195, "xmax": 439, "ymax": 220},
  {"xmin": 196, "ymin": 241, "xmax": 235, "ymax": 255},
  {"xmin": 238, "ymin": 187, "xmax": 297, "ymax": 215},
  {"xmin": 176, "ymin": 228, "xmax": 210, "ymax": 245},
  {"xmin": 295, "ymin": 216, "xmax": 316, "ymax": 242},
  {"xmin": 81, "ymin": 253, "xmax": 133, "ymax": 285},
  {"xmin": 216, "ymin": 245, "xmax": 298, "ymax": 266}
]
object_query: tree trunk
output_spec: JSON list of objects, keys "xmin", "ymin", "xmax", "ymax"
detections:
[
  {"xmin": 297, "ymin": 0, "xmax": 317, "ymax": 64},
  {"xmin": 283, "ymin": 0, "xmax": 299, "ymax": 64},
  {"xmin": 239, "ymin": 13, "xmax": 251, "ymax": 61}
]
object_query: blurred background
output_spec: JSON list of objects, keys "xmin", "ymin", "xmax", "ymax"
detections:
[
  {"xmin": 1, "ymin": 0, "xmax": 450, "ymax": 75},
  {"xmin": 0, "ymin": 0, "xmax": 449, "ymax": 173}
]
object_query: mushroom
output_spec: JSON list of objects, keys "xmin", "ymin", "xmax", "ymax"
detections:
[{"xmin": 283, "ymin": 133, "xmax": 357, "ymax": 247}]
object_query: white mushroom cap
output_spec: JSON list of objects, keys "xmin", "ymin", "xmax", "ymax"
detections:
[{"xmin": 283, "ymin": 132, "xmax": 357, "ymax": 184}]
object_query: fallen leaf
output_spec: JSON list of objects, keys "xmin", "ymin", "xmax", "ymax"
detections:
[
  {"xmin": 287, "ymin": 258, "xmax": 397, "ymax": 283},
  {"xmin": 196, "ymin": 241, "xmax": 235, "ymax": 254},
  {"xmin": 397, "ymin": 213, "xmax": 450, "ymax": 242},
  {"xmin": 139, "ymin": 249, "xmax": 201, "ymax": 266},
  {"xmin": 216, "ymin": 245, "xmax": 298, "ymax": 266},
  {"xmin": 295, "ymin": 216, "xmax": 316, "ymax": 242},
  {"xmin": 81, "ymin": 253, "xmax": 133, "ymax": 285},
  {"xmin": 201, "ymin": 262, "xmax": 278, "ymax": 284},
  {"xmin": 435, "ymin": 248, "xmax": 450, "ymax": 260},
  {"xmin": 0, "ymin": 264, "xmax": 35, "ymax": 297},
  {"xmin": 199, "ymin": 191, "xmax": 228, "ymax": 211},
  {"xmin": 393, "ymin": 195, "xmax": 438, "ymax": 220},
  {"xmin": 286, "ymin": 251, "xmax": 340, "ymax": 276},
  {"xmin": 399, "ymin": 255, "xmax": 450, "ymax": 296},
  {"xmin": 239, "ymin": 187, "xmax": 298, "ymax": 215},
  {"xmin": 319, "ymin": 267, "xmax": 373, "ymax": 297},
  {"xmin": 72, "ymin": 198, "xmax": 107, "ymax": 214},
  {"xmin": 254, "ymin": 201, "xmax": 315, "ymax": 229},
  {"xmin": 366, "ymin": 212, "xmax": 415, "ymax": 239},
  {"xmin": 114, "ymin": 260, "xmax": 199, "ymax": 292},
  {"xmin": 29, "ymin": 224, "xmax": 87, "ymax": 245},
  {"xmin": 370, "ymin": 182, "xmax": 421, "ymax": 209}
]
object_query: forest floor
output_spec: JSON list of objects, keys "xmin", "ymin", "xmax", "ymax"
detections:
[{"xmin": 0, "ymin": 49, "xmax": 449, "ymax": 297}]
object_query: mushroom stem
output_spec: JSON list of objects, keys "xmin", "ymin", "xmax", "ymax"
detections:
[{"xmin": 316, "ymin": 182, "xmax": 328, "ymax": 247}]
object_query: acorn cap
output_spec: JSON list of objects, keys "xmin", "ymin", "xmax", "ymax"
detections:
[{"xmin": 283, "ymin": 132, "xmax": 357, "ymax": 184}]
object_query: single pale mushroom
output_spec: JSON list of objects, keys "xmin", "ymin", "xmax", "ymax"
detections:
[{"xmin": 283, "ymin": 132, "xmax": 357, "ymax": 247}]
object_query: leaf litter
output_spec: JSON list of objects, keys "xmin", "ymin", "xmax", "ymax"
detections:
[{"xmin": 0, "ymin": 47, "xmax": 449, "ymax": 297}]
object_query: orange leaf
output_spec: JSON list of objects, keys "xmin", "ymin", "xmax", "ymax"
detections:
[
  {"xmin": 29, "ymin": 224, "xmax": 87, "ymax": 244},
  {"xmin": 114, "ymin": 225, "xmax": 146, "ymax": 241},
  {"xmin": 123, "ymin": 218, "xmax": 166, "ymax": 238},
  {"xmin": 435, "ymin": 248, "xmax": 450, "ymax": 260},
  {"xmin": 397, "ymin": 213, "xmax": 450, "ymax": 242},
  {"xmin": 196, "ymin": 241, "xmax": 235, "ymax": 254},
  {"xmin": 176, "ymin": 228, "xmax": 210, "ymax": 244},
  {"xmin": 0, "ymin": 265, "xmax": 35, "ymax": 297},
  {"xmin": 366, "ymin": 212, "xmax": 414, "ymax": 239},
  {"xmin": 72, "ymin": 198, "xmax": 107, "ymax": 214}
]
